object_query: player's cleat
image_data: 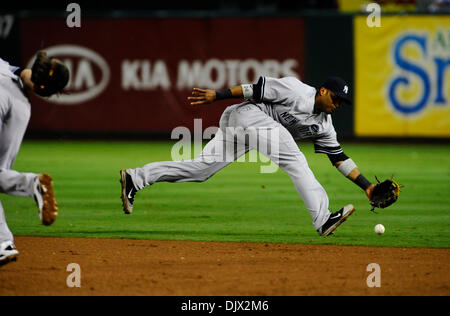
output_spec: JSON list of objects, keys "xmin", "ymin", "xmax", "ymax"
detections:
[
  {"xmin": 33, "ymin": 173, "xmax": 58, "ymax": 226},
  {"xmin": 120, "ymin": 169, "xmax": 137, "ymax": 214},
  {"xmin": 0, "ymin": 241, "xmax": 19, "ymax": 267},
  {"xmin": 317, "ymin": 204, "xmax": 355, "ymax": 237}
]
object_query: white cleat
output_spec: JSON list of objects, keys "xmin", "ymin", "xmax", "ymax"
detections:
[
  {"xmin": 120, "ymin": 169, "xmax": 137, "ymax": 214},
  {"xmin": 317, "ymin": 204, "xmax": 355, "ymax": 237},
  {"xmin": 0, "ymin": 241, "xmax": 19, "ymax": 267}
]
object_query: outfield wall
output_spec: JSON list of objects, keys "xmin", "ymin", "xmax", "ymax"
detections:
[{"xmin": 0, "ymin": 11, "xmax": 448, "ymax": 139}]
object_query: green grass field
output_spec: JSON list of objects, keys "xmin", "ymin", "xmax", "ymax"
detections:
[{"xmin": 2, "ymin": 140, "xmax": 449, "ymax": 248}]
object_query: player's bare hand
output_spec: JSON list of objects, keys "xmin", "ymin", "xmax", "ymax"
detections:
[{"xmin": 188, "ymin": 88, "xmax": 216, "ymax": 105}]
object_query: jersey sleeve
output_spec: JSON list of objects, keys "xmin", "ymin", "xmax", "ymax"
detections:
[
  {"xmin": 313, "ymin": 120, "xmax": 343, "ymax": 155},
  {"xmin": 314, "ymin": 142, "xmax": 343, "ymax": 155},
  {"xmin": 252, "ymin": 76, "xmax": 305, "ymax": 105}
]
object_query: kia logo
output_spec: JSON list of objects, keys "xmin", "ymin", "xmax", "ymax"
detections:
[{"xmin": 26, "ymin": 45, "xmax": 110, "ymax": 104}]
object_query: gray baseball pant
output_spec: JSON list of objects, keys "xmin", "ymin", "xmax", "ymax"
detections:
[
  {"xmin": 129, "ymin": 103, "xmax": 331, "ymax": 230},
  {"xmin": 0, "ymin": 77, "xmax": 37, "ymax": 243}
]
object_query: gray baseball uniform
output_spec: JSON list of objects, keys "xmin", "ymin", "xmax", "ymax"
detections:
[
  {"xmin": 0, "ymin": 58, "xmax": 38, "ymax": 243},
  {"xmin": 128, "ymin": 76, "xmax": 343, "ymax": 230}
]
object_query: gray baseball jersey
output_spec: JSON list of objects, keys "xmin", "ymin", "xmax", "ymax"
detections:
[{"xmin": 247, "ymin": 76, "xmax": 343, "ymax": 155}]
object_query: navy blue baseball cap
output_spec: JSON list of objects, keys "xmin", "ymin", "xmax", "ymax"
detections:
[{"xmin": 321, "ymin": 77, "xmax": 352, "ymax": 105}]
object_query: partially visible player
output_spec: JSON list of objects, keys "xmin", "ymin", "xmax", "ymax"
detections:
[
  {"xmin": 120, "ymin": 76, "xmax": 375, "ymax": 237},
  {"xmin": 0, "ymin": 51, "xmax": 69, "ymax": 266}
]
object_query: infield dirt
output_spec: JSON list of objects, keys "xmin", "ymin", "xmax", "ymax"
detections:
[{"xmin": 0, "ymin": 236, "xmax": 448, "ymax": 296}]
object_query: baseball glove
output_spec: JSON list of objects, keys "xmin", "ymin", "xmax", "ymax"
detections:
[
  {"xmin": 369, "ymin": 176, "xmax": 402, "ymax": 212},
  {"xmin": 31, "ymin": 50, "xmax": 70, "ymax": 97}
]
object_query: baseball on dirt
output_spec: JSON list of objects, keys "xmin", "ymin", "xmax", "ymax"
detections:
[{"xmin": 374, "ymin": 224, "xmax": 385, "ymax": 235}]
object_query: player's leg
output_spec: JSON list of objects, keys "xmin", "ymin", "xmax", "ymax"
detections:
[
  {"xmin": 272, "ymin": 132, "xmax": 332, "ymax": 231},
  {"xmin": 0, "ymin": 94, "xmax": 27, "ymax": 265},
  {"xmin": 130, "ymin": 129, "xmax": 241, "ymax": 187},
  {"xmin": 0, "ymin": 201, "xmax": 14, "ymax": 246},
  {"xmin": 0, "ymin": 168, "xmax": 37, "ymax": 197},
  {"xmin": 125, "ymin": 103, "xmax": 243, "ymax": 189},
  {"xmin": 0, "ymin": 95, "xmax": 57, "ymax": 227},
  {"xmin": 0, "ymin": 200, "xmax": 19, "ymax": 266},
  {"xmin": 228, "ymin": 104, "xmax": 332, "ymax": 231},
  {"xmin": 0, "ymin": 105, "xmax": 38, "ymax": 200},
  {"xmin": 121, "ymin": 127, "xmax": 249, "ymax": 213},
  {"xmin": 0, "ymin": 172, "xmax": 58, "ymax": 228},
  {"xmin": 0, "ymin": 204, "xmax": 18, "ymax": 266}
]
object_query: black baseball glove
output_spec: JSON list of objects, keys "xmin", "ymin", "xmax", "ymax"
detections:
[
  {"xmin": 31, "ymin": 50, "xmax": 70, "ymax": 97},
  {"xmin": 370, "ymin": 176, "xmax": 402, "ymax": 212}
]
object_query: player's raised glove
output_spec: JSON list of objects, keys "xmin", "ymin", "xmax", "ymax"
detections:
[
  {"xmin": 369, "ymin": 176, "xmax": 402, "ymax": 212},
  {"xmin": 31, "ymin": 50, "xmax": 69, "ymax": 97}
]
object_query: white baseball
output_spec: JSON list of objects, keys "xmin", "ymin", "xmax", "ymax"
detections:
[{"xmin": 374, "ymin": 224, "xmax": 385, "ymax": 235}]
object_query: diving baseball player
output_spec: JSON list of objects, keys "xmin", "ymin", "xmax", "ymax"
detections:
[
  {"xmin": 120, "ymin": 76, "xmax": 376, "ymax": 236},
  {"xmin": 0, "ymin": 51, "xmax": 69, "ymax": 266}
]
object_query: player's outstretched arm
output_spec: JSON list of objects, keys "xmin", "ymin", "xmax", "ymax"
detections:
[
  {"xmin": 333, "ymin": 157, "xmax": 375, "ymax": 201},
  {"xmin": 337, "ymin": 163, "xmax": 376, "ymax": 199},
  {"xmin": 188, "ymin": 86, "xmax": 244, "ymax": 105}
]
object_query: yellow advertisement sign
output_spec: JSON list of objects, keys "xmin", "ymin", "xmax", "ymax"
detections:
[
  {"xmin": 354, "ymin": 16, "xmax": 450, "ymax": 137},
  {"xmin": 339, "ymin": 0, "xmax": 416, "ymax": 13}
]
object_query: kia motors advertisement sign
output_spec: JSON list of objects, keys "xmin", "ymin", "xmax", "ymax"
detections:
[{"xmin": 21, "ymin": 18, "xmax": 305, "ymax": 133}]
